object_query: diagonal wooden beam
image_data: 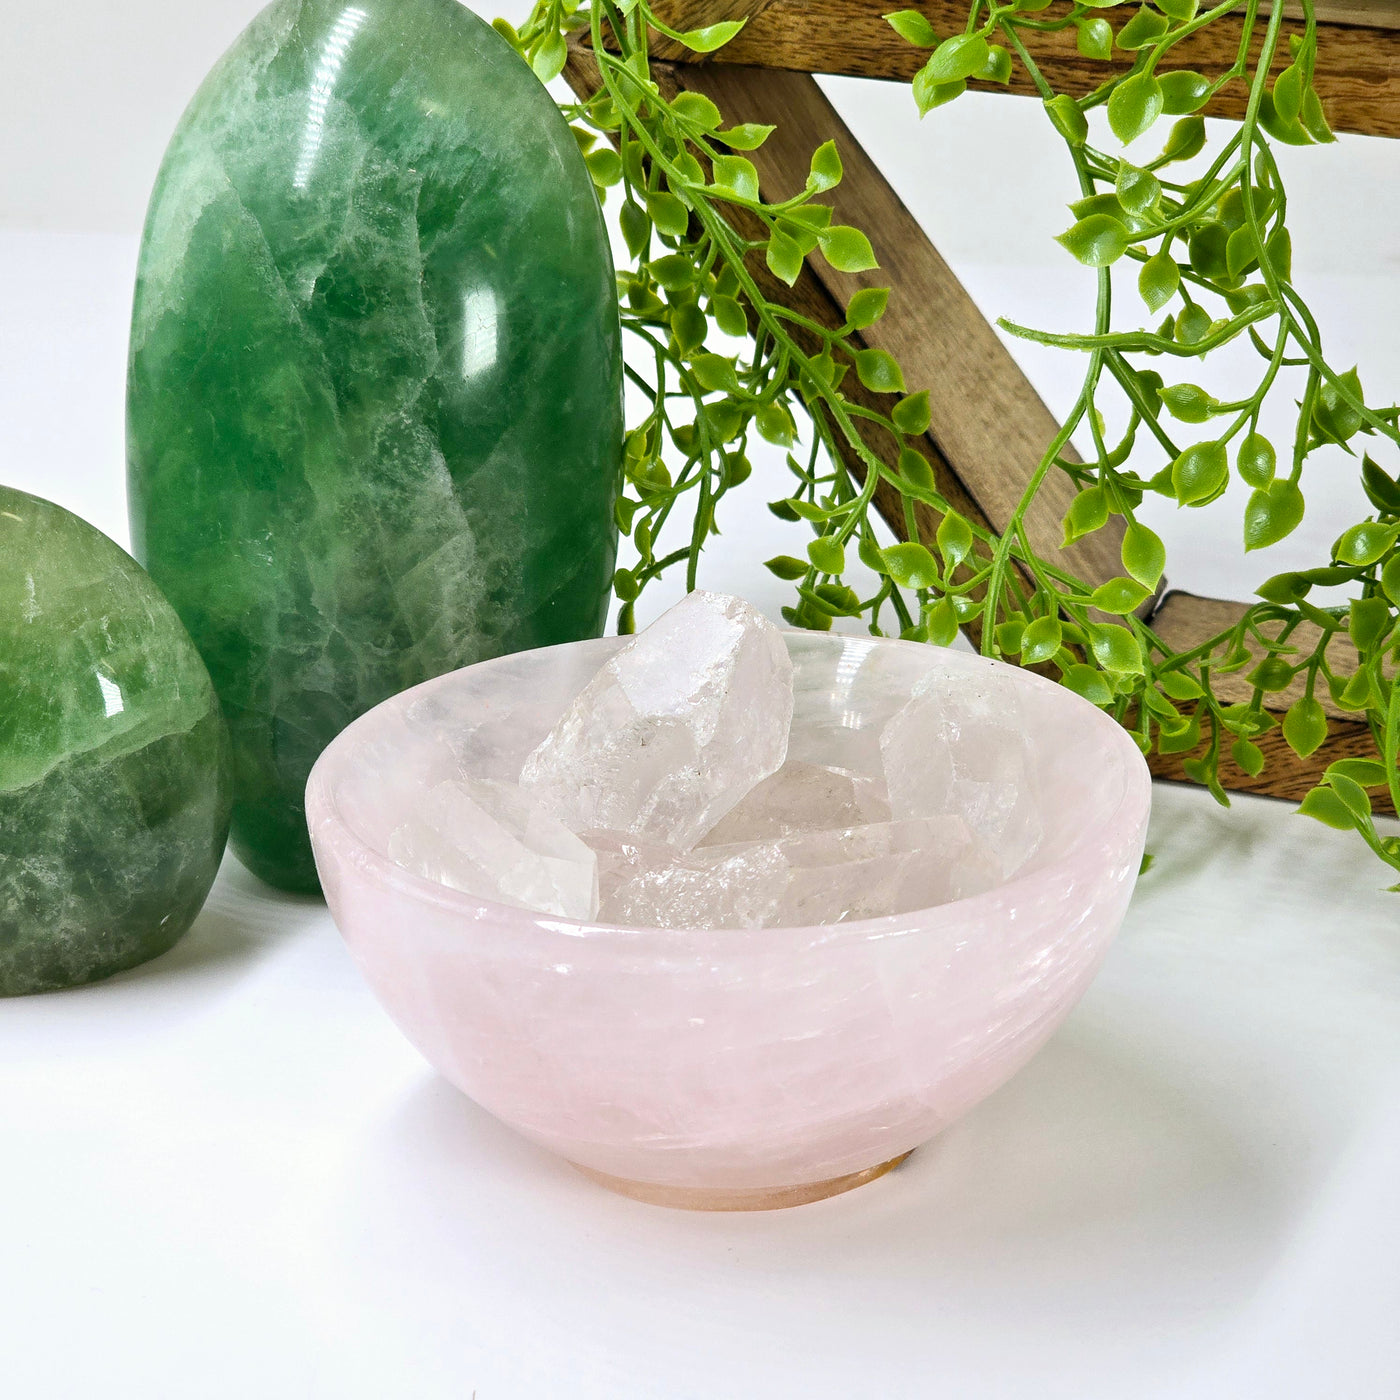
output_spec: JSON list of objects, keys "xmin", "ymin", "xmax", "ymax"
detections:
[
  {"xmin": 567, "ymin": 44, "xmax": 1129, "ymax": 608},
  {"xmin": 656, "ymin": 0, "xmax": 1400, "ymax": 140}
]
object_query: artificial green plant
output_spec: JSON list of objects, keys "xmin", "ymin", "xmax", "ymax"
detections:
[{"xmin": 496, "ymin": 0, "xmax": 1400, "ymax": 884}]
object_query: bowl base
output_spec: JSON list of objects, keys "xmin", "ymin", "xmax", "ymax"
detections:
[{"xmin": 571, "ymin": 1151, "xmax": 914, "ymax": 1212}]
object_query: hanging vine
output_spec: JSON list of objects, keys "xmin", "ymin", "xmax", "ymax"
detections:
[{"xmin": 495, "ymin": 0, "xmax": 1400, "ymax": 885}]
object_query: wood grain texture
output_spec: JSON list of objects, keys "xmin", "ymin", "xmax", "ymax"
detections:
[
  {"xmin": 674, "ymin": 0, "xmax": 1400, "ymax": 140},
  {"xmin": 1146, "ymin": 590, "xmax": 1394, "ymax": 814},
  {"xmin": 567, "ymin": 45, "xmax": 1128, "ymax": 599}
]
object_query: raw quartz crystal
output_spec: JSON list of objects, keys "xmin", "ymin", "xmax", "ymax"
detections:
[
  {"xmin": 519, "ymin": 591, "xmax": 794, "ymax": 848},
  {"xmin": 587, "ymin": 814, "xmax": 997, "ymax": 931},
  {"xmin": 387, "ymin": 590, "xmax": 1032, "ymax": 928},
  {"xmin": 880, "ymin": 664, "xmax": 1043, "ymax": 878},
  {"xmin": 387, "ymin": 778, "xmax": 598, "ymax": 921}
]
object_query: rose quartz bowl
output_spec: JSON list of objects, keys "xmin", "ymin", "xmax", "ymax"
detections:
[{"xmin": 306, "ymin": 634, "xmax": 1150, "ymax": 1211}]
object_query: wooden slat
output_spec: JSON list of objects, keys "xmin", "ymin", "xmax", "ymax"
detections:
[
  {"xmin": 567, "ymin": 45, "xmax": 1128, "ymax": 602},
  {"xmin": 1146, "ymin": 590, "xmax": 1393, "ymax": 813},
  {"xmin": 673, "ymin": 0, "xmax": 1400, "ymax": 141}
]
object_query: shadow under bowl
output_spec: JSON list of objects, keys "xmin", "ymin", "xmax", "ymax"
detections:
[{"xmin": 307, "ymin": 633, "xmax": 1151, "ymax": 1210}]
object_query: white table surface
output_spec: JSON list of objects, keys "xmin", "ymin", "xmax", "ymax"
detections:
[{"xmin": 4, "ymin": 226, "xmax": 1400, "ymax": 1399}]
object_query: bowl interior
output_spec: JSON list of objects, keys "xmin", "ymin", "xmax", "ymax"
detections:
[{"xmin": 321, "ymin": 632, "xmax": 1142, "ymax": 917}]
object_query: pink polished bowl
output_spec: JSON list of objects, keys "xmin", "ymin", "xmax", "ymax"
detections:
[{"xmin": 306, "ymin": 634, "xmax": 1150, "ymax": 1210}]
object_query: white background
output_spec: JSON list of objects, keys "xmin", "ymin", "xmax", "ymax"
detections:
[{"xmin": 2, "ymin": 3, "xmax": 1400, "ymax": 1397}]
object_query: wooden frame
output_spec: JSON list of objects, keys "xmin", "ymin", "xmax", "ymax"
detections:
[{"xmin": 565, "ymin": 2, "xmax": 1397, "ymax": 814}]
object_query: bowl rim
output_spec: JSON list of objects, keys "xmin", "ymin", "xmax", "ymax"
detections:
[{"xmin": 305, "ymin": 631, "xmax": 1152, "ymax": 946}]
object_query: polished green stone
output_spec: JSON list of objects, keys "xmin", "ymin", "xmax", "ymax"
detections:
[
  {"xmin": 128, "ymin": 0, "xmax": 623, "ymax": 893},
  {"xmin": 0, "ymin": 487, "xmax": 232, "ymax": 996}
]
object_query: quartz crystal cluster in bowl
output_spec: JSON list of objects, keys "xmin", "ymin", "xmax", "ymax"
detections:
[{"xmin": 307, "ymin": 592, "xmax": 1151, "ymax": 1210}]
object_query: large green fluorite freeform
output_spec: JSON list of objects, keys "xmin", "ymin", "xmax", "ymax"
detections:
[
  {"xmin": 128, "ymin": 0, "xmax": 623, "ymax": 893},
  {"xmin": 0, "ymin": 487, "xmax": 232, "ymax": 996}
]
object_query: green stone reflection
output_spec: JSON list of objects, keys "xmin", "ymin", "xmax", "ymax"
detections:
[{"xmin": 127, "ymin": 0, "xmax": 623, "ymax": 892}]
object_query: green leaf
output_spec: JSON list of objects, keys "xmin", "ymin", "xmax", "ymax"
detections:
[
  {"xmin": 670, "ymin": 300, "xmax": 707, "ymax": 353},
  {"xmin": 1283, "ymin": 695, "xmax": 1328, "ymax": 759},
  {"xmin": 1298, "ymin": 785, "xmax": 1357, "ymax": 830},
  {"xmin": 716, "ymin": 123, "xmax": 775, "ymax": 151},
  {"xmin": 1188, "ymin": 222, "xmax": 1230, "ymax": 280},
  {"xmin": 621, "ymin": 203, "xmax": 652, "ymax": 263},
  {"xmin": 1336, "ymin": 521, "xmax": 1399, "ymax": 567},
  {"xmin": 1090, "ymin": 622, "xmax": 1145, "ymax": 673},
  {"xmin": 819, "ymin": 225, "xmax": 879, "ymax": 272},
  {"xmin": 1056, "ymin": 214, "xmax": 1130, "ymax": 267},
  {"xmin": 712, "ymin": 294, "xmax": 748, "ymax": 338},
  {"xmin": 845, "ymin": 286, "xmax": 890, "ymax": 330},
  {"xmin": 764, "ymin": 552, "xmax": 810, "ymax": 583},
  {"xmin": 928, "ymin": 33, "xmax": 989, "ymax": 82},
  {"xmin": 1349, "ymin": 596, "xmax": 1391, "ymax": 652},
  {"xmin": 1265, "ymin": 225, "xmax": 1293, "ymax": 281},
  {"xmin": 1116, "ymin": 166, "xmax": 1161, "ymax": 216},
  {"xmin": 1157, "ymin": 0, "xmax": 1200, "ymax": 18},
  {"xmin": 1226, "ymin": 225, "xmax": 1259, "ymax": 278},
  {"xmin": 1063, "ymin": 485, "xmax": 1110, "ymax": 545},
  {"xmin": 995, "ymin": 620, "xmax": 1026, "ymax": 655},
  {"xmin": 913, "ymin": 69, "xmax": 966, "ymax": 114},
  {"xmin": 670, "ymin": 91, "xmax": 722, "ymax": 130},
  {"xmin": 1330, "ymin": 772, "xmax": 1375, "ymax": 823},
  {"xmin": 1159, "ymin": 115, "xmax": 1206, "ymax": 163},
  {"xmin": 1090, "ymin": 576, "xmax": 1153, "ymax": 614},
  {"xmin": 765, "ymin": 227, "xmax": 804, "ymax": 286},
  {"xmin": 980, "ymin": 44, "xmax": 1013, "ymax": 83},
  {"xmin": 881, "ymin": 541, "xmax": 940, "ymax": 589},
  {"xmin": 854, "ymin": 347, "xmax": 906, "ymax": 394},
  {"xmin": 1021, "ymin": 616, "xmax": 1064, "ymax": 665},
  {"xmin": 1231, "ymin": 737, "xmax": 1266, "ymax": 777},
  {"xmin": 1313, "ymin": 367, "xmax": 1365, "ymax": 444},
  {"xmin": 1327, "ymin": 758, "xmax": 1390, "ymax": 788},
  {"xmin": 808, "ymin": 140, "xmax": 843, "ymax": 191},
  {"xmin": 612, "ymin": 566, "xmax": 640, "ymax": 602},
  {"xmin": 883, "ymin": 9, "xmax": 940, "ymax": 46},
  {"xmin": 808, "ymin": 535, "xmax": 846, "ymax": 574},
  {"xmin": 1172, "ymin": 440, "xmax": 1229, "ymax": 506},
  {"xmin": 892, "ymin": 389, "xmax": 931, "ymax": 436},
  {"xmin": 1160, "ymin": 383, "xmax": 1216, "ymax": 423},
  {"xmin": 1139, "ymin": 252, "xmax": 1180, "ymax": 312},
  {"xmin": 1299, "ymin": 87, "xmax": 1336, "ymax": 144},
  {"xmin": 585, "ymin": 147, "xmax": 622, "ymax": 187},
  {"xmin": 1116, "ymin": 5, "xmax": 1168, "ymax": 50},
  {"xmin": 936, "ymin": 512, "xmax": 974, "ymax": 568},
  {"xmin": 924, "ymin": 597, "xmax": 960, "ymax": 646},
  {"xmin": 1159, "ymin": 669, "xmax": 1204, "ymax": 700},
  {"xmin": 1108, "ymin": 72, "xmax": 1164, "ymax": 144},
  {"xmin": 1159, "ymin": 70, "xmax": 1211, "ymax": 113},
  {"xmin": 756, "ymin": 401, "xmax": 795, "ymax": 446},
  {"xmin": 676, "ymin": 20, "xmax": 747, "ymax": 52},
  {"xmin": 1273, "ymin": 63, "xmax": 1304, "ymax": 124},
  {"xmin": 1361, "ymin": 455, "xmax": 1400, "ymax": 514},
  {"xmin": 1382, "ymin": 554, "xmax": 1400, "ymax": 606},
  {"xmin": 645, "ymin": 189, "xmax": 690, "ymax": 238},
  {"xmin": 1174, "ymin": 302, "xmax": 1212, "ymax": 346},
  {"xmin": 1237, "ymin": 433, "xmax": 1276, "ymax": 488},
  {"xmin": 649, "ymin": 254, "xmax": 695, "ymax": 291},
  {"xmin": 711, "ymin": 154, "xmax": 759, "ymax": 201},
  {"xmin": 1044, "ymin": 94, "xmax": 1090, "ymax": 146},
  {"xmin": 691, "ymin": 353, "xmax": 741, "ymax": 395},
  {"xmin": 1062, "ymin": 664, "xmax": 1115, "ymax": 706},
  {"xmin": 899, "ymin": 447, "xmax": 937, "ymax": 489},
  {"xmin": 531, "ymin": 31, "xmax": 567, "ymax": 82},
  {"xmin": 1076, "ymin": 18, "xmax": 1113, "ymax": 61},
  {"xmin": 1243, "ymin": 479, "xmax": 1305, "ymax": 551},
  {"xmin": 1122, "ymin": 521, "xmax": 1166, "ymax": 587}
]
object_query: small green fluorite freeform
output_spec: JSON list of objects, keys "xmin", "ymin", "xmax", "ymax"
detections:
[
  {"xmin": 128, "ymin": 0, "xmax": 623, "ymax": 893},
  {"xmin": 0, "ymin": 487, "xmax": 232, "ymax": 996}
]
